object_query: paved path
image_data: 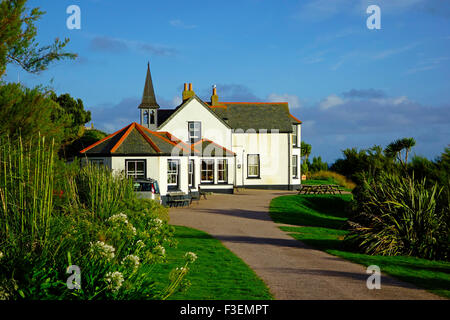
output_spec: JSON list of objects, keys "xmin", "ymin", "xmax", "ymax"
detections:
[{"xmin": 169, "ymin": 189, "xmax": 443, "ymax": 300}]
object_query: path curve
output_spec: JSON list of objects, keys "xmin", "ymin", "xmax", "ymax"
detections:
[{"xmin": 169, "ymin": 189, "xmax": 443, "ymax": 300}]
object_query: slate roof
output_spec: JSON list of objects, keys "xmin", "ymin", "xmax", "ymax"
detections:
[
  {"xmin": 80, "ymin": 122, "xmax": 234, "ymax": 157},
  {"xmin": 138, "ymin": 62, "xmax": 160, "ymax": 109},
  {"xmin": 80, "ymin": 123, "xmax": 194, "ymax": 156},
  {"xmin": 157, "ymin": 94, "xmax": 301, "ymax": 133},
  {"xmin": 209, "ymin": 102, "xmax": 301, "ymax": 133}
]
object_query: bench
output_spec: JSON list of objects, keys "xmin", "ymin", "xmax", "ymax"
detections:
[
  {"xmin": 167, "ymin": 192, "xmax": 190, "ymax": 207},
  {"xmin": 189, "ymin": 187, "xmax": 207, "ymax": 205},
  {"xmin": 297, "ymin": 184, "xmax": 342, "ymax": 195}
]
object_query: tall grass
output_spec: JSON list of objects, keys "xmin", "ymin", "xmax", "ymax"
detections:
[
  {"xmin": 0, "ymin": 135, "xmax": 55, "ymax": 249},
  {"xmin": 310, "ymin": 170, "xmax": 356, "ymax": 190},
  {"xmin": 66, "ymin": 161, "xmax": 136, "ymax": 220}
]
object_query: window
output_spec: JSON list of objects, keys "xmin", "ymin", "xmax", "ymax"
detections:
[
  {"xmin": 201, "ymin": 159, "xmax": 214, "ymax": 183},
  {"xmin": 89, "ymin": 159, "xmax": 104, "ymax": 167},
  {"xmin": 126, "ymin": 160, "xmax": 146, "ymax": 179},
  {"xmin": 167, "ymin": 159, "xmax": 179, "ymax": 187},
  {"xmin": 292, "ymin": 155, "xmax": 298, "ymax": 178},
  {"xmin": 150, "ymin": 110, "xmax": 155, "ymax": 124},
  {"xmin": 188, "ymin": 122, "xmax": 201, "ymax": 142},
  {"xmin": 143, "ymin": 111, "xmax": 149, "ymax": 126},
  {"xmin": 217, "ymin": 159, "xmax": 228, "ymax": 183},
  {"xmin": 188, "ymin": 159, "xmax": 195, "ymax": 187},
  {"xmin": 247, "ymin": 154, "xmax": 260, "ymax": 178},
  {"xmin": 292, "ymin": 125, "xmax": 298, "ymax": 147}
]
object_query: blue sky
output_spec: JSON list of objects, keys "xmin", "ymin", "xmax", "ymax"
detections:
[{"xmin": 3, "ymin": 0, "xmax": 450, "ymax": 163}]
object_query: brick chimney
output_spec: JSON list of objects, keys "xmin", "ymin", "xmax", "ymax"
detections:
[
  {"xmin": 210, "ymin": 85, "xmax": 219, "ymax": 106},
  {"xmin": 182, "ymin": 82, "xmax": 195, "ymax": 101}
]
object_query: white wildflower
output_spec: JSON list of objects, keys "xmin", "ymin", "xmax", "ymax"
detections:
[
  {"xmin": 0, "ymin": 251, "xmax": 3, "ymax": 260},
  {"xmin": 185, "ymin": 252, "xmax": 197, "ymax": 263},
  {"xmin": 107, "ymin": 213, "xmax": 129, "ymax": 224},
  {"xmin": 136, "ymin": 240, "xmax": 146, "ymax": 248},
  {"xmin": 105, "ymin": 271, "xmax": 124, "ymax": 292},
  {"xmin": 152, "ymin": 218, "xmax": 163, "ymax": 227},
  {"xmin": 107, "ymin": 213, "xmax": 137, "ymax": 235},
  {"xmin": 122, "ymin": 255, "xmax": 140, "ymax": 271},
  {"xmin": 154, "ymin": 245, "xmax": 166, "ymax": 256},
  {"xmin": 169, "ymin": 266, "xmax": 188, "ymax": 281},
  {"xmin": 89, "ymin": 241, "xmax": 115, "ymax": 260}
]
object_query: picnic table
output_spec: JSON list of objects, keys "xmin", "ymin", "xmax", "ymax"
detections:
[
  {"xmin": 167, "ymin": 191, "xmax": 190, "ymax": 207},
  {"xmin": 297, "ymin": 184, "xmax": 342, "ymax": 195}
]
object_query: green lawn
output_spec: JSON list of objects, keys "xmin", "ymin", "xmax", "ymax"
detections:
[
  {"xmin": 270, "ymin": 194, "xmax": 450, "ymax": 299},
  {"xmin": 149, "ymin": 225, "xmax": 273, "ymax": 300}
]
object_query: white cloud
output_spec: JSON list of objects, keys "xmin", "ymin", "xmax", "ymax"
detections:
[
  {"xmin": 169, "ymin": 19, "xmax": 197, "ymax": 29},
  {"xmin": 319, "ymin": 94, "xmax": 345, "ymax": 109},
  {"xmin": 268, "ymin": 93, "xmax": 302, "ymax": 109}
]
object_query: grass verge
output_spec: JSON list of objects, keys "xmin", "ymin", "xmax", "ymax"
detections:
[
  {"xmin": 270, "ymin": 194, "xmax": 450, "ymax": 299},
  {"xmin": 149, "ymin": 226, "xmax": 273, "ymax": 300}
]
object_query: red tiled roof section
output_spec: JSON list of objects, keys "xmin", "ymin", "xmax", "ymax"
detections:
[
  {"xmin": 110, "ymin": 122, "xmax": 136, "ymax": 153},
  {"xmin": 80, "ymin": 124, "xmax": 130, "ymax": 154},
  {"xmin": 134, "ymin": 123, "xmax": 161, "ymax": 153},
  {"xmin": 137, "ymin": 124, "xmax": 193, "ymax": 154},
  {"xmin": 220, "ymin": 102, "xmax": 288, "ymax": 105},
  {"xmin": 290, "ymin": 114, "xmax": 302, "ymax": 124}
]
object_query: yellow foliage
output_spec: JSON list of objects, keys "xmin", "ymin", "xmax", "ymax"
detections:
[{"xmin": 310, "ymin": 171, "xmax": 356, "ymax": 190}]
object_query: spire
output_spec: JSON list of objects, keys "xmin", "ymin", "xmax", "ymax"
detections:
[{"xmin": 138, "ymin": 62, "xmax": 160, "ymax": 109}]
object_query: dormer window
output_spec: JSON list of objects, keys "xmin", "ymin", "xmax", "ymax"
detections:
[{"xmin": 188, "ymin": 121, "xmax": 201, "ymax": 142}]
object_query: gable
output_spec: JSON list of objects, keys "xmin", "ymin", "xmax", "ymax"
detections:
[{"xmin": 158, "ymin": 96, "xmax": 231, "ymax": 147}]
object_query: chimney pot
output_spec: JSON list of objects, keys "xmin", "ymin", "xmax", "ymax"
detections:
[
  {"xmin": 189, "ymin": 83, "xmax": 193, "ymax": 91},
  {"xmin": 184, "ymin": 83, "xmax": 188, "ymax": 91}
]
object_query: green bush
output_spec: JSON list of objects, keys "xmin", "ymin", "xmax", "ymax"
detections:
[
  {"xmin": 0, "ymin": 135, "xmax": 195, "ymax": 300},
  {"xmin": 347, "ymin": 172, "xmax": 449, "ymax": 260}
]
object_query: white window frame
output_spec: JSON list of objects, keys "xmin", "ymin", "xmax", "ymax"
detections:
[
  {"xmin": 292, "ymin": 155, "xmax": 298, "ymax": 178},
  {"xmin": 201, "ymin": 159, "xmax": 214, "ymax": 183},
  {"xmin": 167, "ymin": 159, "xmax": 179, "ymax": 187},
  {"xmin": 217, "ymin": 159, "xmax": 228, "ymax": 183},
  {"xmin": 188, "ymin": 159, "xmax": 195, "ymax": 187},
  {"xmin": 188, "ymin": 121, "xmax": 201, "ymax": 141},
  {"xmin": 292, "ymin": 125, "xmax": 298, "ymax": 147},
  {"xmin": 126, "ymin": 160, "xmax": 146, "ymax": 179},
  {"xmin": 247, "ymin": 154, "xmax": 260, "ymax": 178}
]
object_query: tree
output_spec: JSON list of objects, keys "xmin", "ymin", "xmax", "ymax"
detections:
[
  {"xmin": 301, "ymin": 141, "xmax": 312, "ymax": 162},
  {"xmin": 0, "ymin": 83, "xmax": 71, "ymax": 145},
  {"xmin": 50, "ymin": 92, "xmax": 91, "ymax": 141},
  {"xmin": 385, "ymin": 137, "xmax": 416, "ymax": 168},
  {"xmin": 64, "ymin": 128, "xmax": 108, "ymax": 159},
  {"xmin": 309, "ymin": 156, "xmax": 328, "ymax": 173},
  {"xmin": 0, "ymin": 0, "xmax": 76, "ymax": 78}
]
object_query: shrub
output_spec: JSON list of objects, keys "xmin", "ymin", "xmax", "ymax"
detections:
[
  {"xmin": 347, "ymin": 172, "xmax": 449, "ymax": 260},
  {"xmin": 310, "ymin": 171, "xmax": 356, "ymax": 190},
  {"xmin": 0, "ymin": 136, "xmax": 195, "ymax": 300}
]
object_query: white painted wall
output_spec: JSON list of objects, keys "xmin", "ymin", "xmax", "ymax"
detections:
[
  {"xmin": 232, "ymin": 132, "xmax": 290, "ymax": 187},
  {"xmin": 158, "ymin": 98, "xmax": 232, "ymax": 150}
]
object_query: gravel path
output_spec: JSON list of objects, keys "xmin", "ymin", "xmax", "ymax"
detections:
[{"xmin": 169, "ymin": 189, "xmax": 443, "ymax": 300}]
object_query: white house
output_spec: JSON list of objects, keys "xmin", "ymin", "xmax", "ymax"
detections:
[{"xmin": 80, "ymin": 63, "xmax": 302, "ymax": 204}]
